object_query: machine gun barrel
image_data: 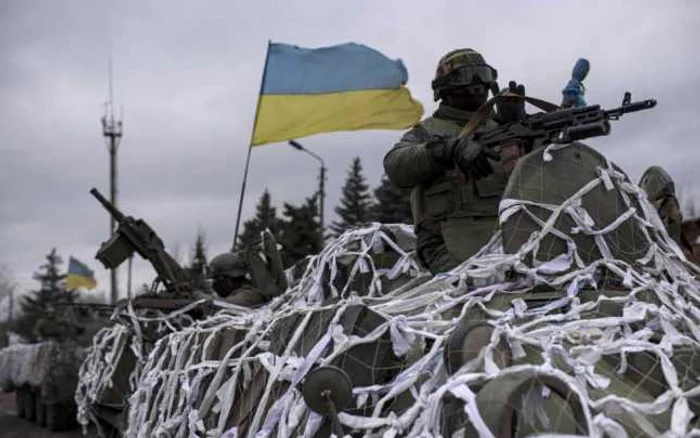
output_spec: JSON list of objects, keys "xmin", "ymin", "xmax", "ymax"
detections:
[
  {"xmin": 604, "ymin": 91, "xmax": 656, "ymax": 119},
  {"xmin": 91, "ymin": 187, "xmax": 193, "ymax": 296},
  {"xmin": 473, "ymin": 92, "xmax": 657, "ymax": 155},
  {"xmin": 90, "ymin": 188, "xmax": 125, "ymax": 222}
]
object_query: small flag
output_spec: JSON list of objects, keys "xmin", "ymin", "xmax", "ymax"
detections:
[
  {"xmin": 65, "ymin": 257, "xmax": 97, "ymax": 290},
  {"xmin": 252, "ymin": 42, "xmax": 424, "ymax": 146}
]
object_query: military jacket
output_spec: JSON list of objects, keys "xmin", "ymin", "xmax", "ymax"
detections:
[
  {"xmin": 384, "ymin": 105, "xmax": 507, "ymax": 226},
  {"xmin": 639, "ymin": 165, "xmax": 683, "ymax": 245},
  {"xmin": 225, "ymin": 284, "xmax": 268, "ymax": 307}
]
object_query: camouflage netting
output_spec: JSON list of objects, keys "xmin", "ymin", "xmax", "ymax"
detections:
[
  {"xmin": 74, "ymin": 299, "xmax": 218, "ymax": 432},
  {"xmin": 77, "ymin": 144, "xmax": 700, "ymax": 438},
  {"xmin": 0, "ymin": 341, "xmax": 85, "ymax": 403}
]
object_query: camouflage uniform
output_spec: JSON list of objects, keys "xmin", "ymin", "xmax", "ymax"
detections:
[
  {"xmin": 209, "ymin": 250, "xmax": 281, "ymax": 307},
  {"xmin": 639, "ymin": 165, "xmax": 683, "ymax": 245},
  {"xmin": 384, "ymin": 49, "xmax": 507, "ymax": 274},
  {"xmin": 224, "ymin": 284, "xmax": 268, "ymax": 307}
]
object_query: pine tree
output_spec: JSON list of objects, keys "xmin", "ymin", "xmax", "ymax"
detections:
[
  {"xmin": 330, "ymin": 157, "xmax": 373, "ymax": 236},
  {"xmin": 370, "ymin": 174, "xmax": 413, "ymax": 225},
  {"xmin": 189, "ymin": 229, "xmax": 209, "ymax": 292},
  {"xmin": 279, "ymin": 196, "xmax": 323, "ymax": 267},
  {"xmin": 237, "ymin": 188, "xmax": 282, "ymax": 250},
  {"xmin": 14, "ymin": 248, "xmax": 80, "ymax": 342}
]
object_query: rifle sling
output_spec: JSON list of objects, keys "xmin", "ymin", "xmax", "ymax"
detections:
[{"xmin": 459, "ymin": 91, "xmax": 560, "ymax": 139}]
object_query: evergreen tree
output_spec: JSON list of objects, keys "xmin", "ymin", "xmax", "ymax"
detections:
[
  {"xmin": 237, "ymin": 188, "xmax": 282, "ymax": 250},
  {"xmin": 189, "ymin": 229, "xmax": 209, "ymax": 291},
  {"xmin": 14, "ymin": 248, "xmax": 80, "ymax": 342},
  {"xmin": 330, "ymin": 157, "xmax": 373, "ymax": 236},
  {"xmin": 279, "ymin": 196, "xmax": 323, "ymax": 267},
  {"xmin": 370, "ymin": 174, "xmax": 413, "ymax": 225}
]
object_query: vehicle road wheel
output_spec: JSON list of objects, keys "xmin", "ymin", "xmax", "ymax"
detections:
[
  {"xmin": 35, "ymin": 394, "xmax": 47, "ymax": 427},
  {"xmin": 23, "ymin": 387, "xmax": 37, "ymax": 422},
  {"xmin": 15, "ymin": 390, "xmax": 26, "ymax": 419}
]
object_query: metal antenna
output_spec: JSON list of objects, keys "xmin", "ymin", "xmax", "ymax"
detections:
[{"xmin": 102, "ymin": 56, "xmax": 123, "ymax": 305}]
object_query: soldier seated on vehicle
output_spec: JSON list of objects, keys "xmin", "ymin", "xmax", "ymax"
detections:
[{"xmin": 208, "ymin": 251, "xmax": 280, "ymax": 307}]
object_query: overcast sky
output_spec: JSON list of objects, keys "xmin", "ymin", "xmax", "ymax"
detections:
[{"xmin": 1, "ymin": 0, "xmax": 699, "ymax": 306}]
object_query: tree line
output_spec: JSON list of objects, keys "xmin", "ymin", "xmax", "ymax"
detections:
[
  {"xmin": 3, "ymin": 157, "xmax": 409, "ymax": 343},
  {"xmin": 6, "ymin": 156, "xmax": 700, "ymax": 346},
  {"xmin": 7, "ymin": 243, "xmax": 213, "ymax": 344},
  {"xmin": 235, "ymin": 156, "xmax": 412, "ymax": 267}
]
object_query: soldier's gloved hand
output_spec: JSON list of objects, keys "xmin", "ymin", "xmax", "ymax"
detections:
[
  {"xmin": 426, "ymin": 136, "xmax": 457, "ymax": 169},
  {"xmin": 450, "ymin": 137, "xmax": 500, "ymax": 180},
  {"xmin": 495, "ymin": 81, "xmax": 526, "ymax": 124}
]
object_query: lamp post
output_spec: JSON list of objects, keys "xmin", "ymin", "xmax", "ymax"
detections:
[{"xmin": 288, "ymin": 140, "xmax": 326, "ymax": 232}]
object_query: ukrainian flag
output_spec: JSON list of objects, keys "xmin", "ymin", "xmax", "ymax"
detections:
[
  {"xmin": 65, "ymin": 257, "xmax": 97, "ymax": 290},
  {"xmin": 252, "ymin": 42, "xmax": 424, "ymax": 146}
]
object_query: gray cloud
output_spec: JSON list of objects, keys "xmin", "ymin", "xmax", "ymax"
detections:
[{"xmin": 2, "ymin": 0, "xmax": 699, "ymax": 298}]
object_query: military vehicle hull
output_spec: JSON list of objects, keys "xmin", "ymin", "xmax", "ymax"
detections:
[
  {"xmin": 76, "ymin": 143, "xmax": 700, "ymax": 437},
  {"xmin": 0, "ymin": 341, "xmax": 85, "ymax": 432}
]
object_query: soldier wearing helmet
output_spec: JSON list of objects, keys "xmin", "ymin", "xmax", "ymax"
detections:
[
  {"xmin": 208, "ymin": 252, "xmax": 270, "ymax": 307},
  {"xmin": 639, "ymin": 166, "xmax": 684, "ymax": 246},
  {"xmin": 384, "ymin": 48, "xmax": 526, "ymax": 274}
]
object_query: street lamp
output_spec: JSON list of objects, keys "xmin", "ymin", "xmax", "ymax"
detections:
[{"xmin": 288, "ymin": 140, "xmax": 326, "ymax": 232}]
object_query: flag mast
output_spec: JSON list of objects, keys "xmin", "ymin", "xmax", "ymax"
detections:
[{"xmin": 231, "ymin": 41, "xmax": 272, "ymax": 252}]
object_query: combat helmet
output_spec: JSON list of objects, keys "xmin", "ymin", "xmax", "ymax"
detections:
[
  {"xmin": 639, "ymin": 165, "xmax": 676, "ymax": 201},
  {"xmin": 432, "ymin": 48, "xmax": 499, "ymax": 101},
  {"xmin": 209, "ymin": 252, "xmax": 247, "ymax": 280}
]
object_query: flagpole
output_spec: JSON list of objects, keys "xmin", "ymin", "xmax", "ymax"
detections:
[{"xmin": 231, "ymin": 40, "xmax": 272, "ymax": 252}]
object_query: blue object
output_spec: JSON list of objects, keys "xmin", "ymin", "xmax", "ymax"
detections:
[
  {"xmin": 561, "ymin": 58, "xmax": 590, "ymax": 108},
  {"xmin": 262, "ymin": 42, "xmax": 409, "ymax": 95},
  {"xmin": 572, "ymin": 58, "xmax": 590, "ymax": 81}
]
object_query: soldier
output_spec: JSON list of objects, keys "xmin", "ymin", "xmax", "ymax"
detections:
[
  {"xmin": 208, "ymin": 251, "xmax": 281, "ymax": 307},
  {"xmin": 384, "ymin": 48, "xmax": 525, "ymax": 274},
  {"xmin": 639, "ymin": 166, "xmax": 684, "ymax": 246}
]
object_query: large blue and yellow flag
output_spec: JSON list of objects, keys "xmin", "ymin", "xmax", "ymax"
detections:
[
  {"xmin": 252, "ymin": 42, "xmax": 424, "ymax": 146},
  {"xmin": 65, "ymin": 257, "xmax": 97, "ymax": 290}
]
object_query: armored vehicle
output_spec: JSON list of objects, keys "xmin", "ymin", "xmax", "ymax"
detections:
[
  {"xmin": 75, "ymin": 93, "xmax": 700, "ymax": 436},
  {"xmin": 77, "ymin": 142, "xmax": 700, "ymax": 436},
  {"xmin": 0, "ymin": 341, "xmax": 86, "ymax": 431},
  {"xmin": 75, "ymin": 189, "xmax": 288, "ymax": 436}
]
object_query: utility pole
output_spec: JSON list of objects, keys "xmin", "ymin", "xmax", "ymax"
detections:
[
  {"xmin": 127, "ymin": 256, "xmax": 133, "ymax": 300},
  {"xmin": 8, "ymin": 287, "xmax": 13, "ymax": 324},
  {"xmin": 288, "ymin": 140, "xmax": 327, "ymax": 233},
  {"xmin": 319, "ymin": 165, "xmax": 326, "ymax": 231},
  {"xmin": 101, "ymin": 58, "xmax": 123, "ymax": 305}
]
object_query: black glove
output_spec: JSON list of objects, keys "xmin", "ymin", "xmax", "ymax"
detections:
[
  {"xmin": 427, "ymin": 135, "xmax": 499, "ymax": 180},
  {"xmin": 495, "ymin": 81, "xmax": 526, "ymax": 124},
  {"xmin": 452, "ymin": 137, "xmax": 500, "ymax": 180},
  {"xmin": 426, "ymin": 135, "xmax": 457, "ymax": 169}
]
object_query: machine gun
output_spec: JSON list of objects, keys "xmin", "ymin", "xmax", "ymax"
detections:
[
  {"xmin": 90, "ymin": 188, "xmax": 193, "ymax": 296},
  {"xmin": 471, "ymin": 92, "xmax": 656, "ymax": 155}
]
